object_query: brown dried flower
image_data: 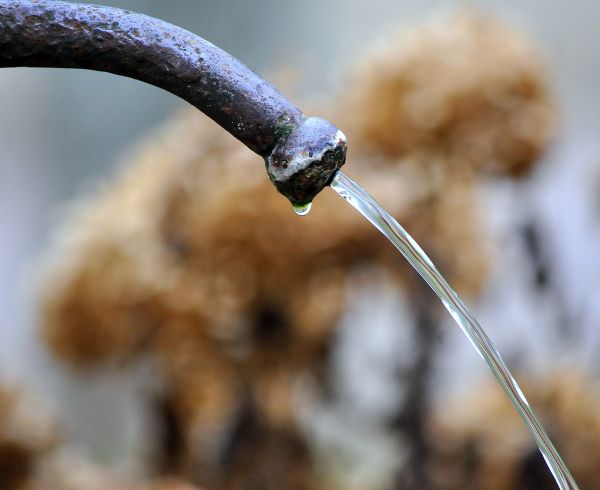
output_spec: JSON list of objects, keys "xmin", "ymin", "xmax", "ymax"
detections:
[
  {"xmin": 0, "ymin": 382, "xmax": 57, "ymax": 489},
  {"xmin": 428, "ymin": 372, "xmax": 600, "ymax": 489},
  {"xmin": 341, "ymin": 11, "xmax": 555, "ymax": 177}
]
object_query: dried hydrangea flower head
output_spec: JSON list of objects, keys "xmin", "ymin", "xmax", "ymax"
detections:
[
  {"xmin": 40, "ymin": 110, "xmax": 488, "ymax": 489},
  {"xmin": 342, "ymin": 11, "xmax": 555, "ymax": 178},
  {"xmin": 428, "ymin": 373, "xmax": 600, "ymax": 489},
  {"xmin": 0, "ymin": 382, "xmax": 57, "ymax": 489}
]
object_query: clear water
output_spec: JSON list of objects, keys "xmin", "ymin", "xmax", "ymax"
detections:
[{"xmin": 329, "ymin": 170, "xmax": 579, "ymax": 490}]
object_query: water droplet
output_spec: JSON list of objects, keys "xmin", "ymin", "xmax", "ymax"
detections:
[{"xmin": 292, "ymin": 202, "xmax": 312, "ymax": 216}]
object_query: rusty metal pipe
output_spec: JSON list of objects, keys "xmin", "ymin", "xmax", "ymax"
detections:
[{"xmin": 0, "ymin": 0, "xmax": 346, "ymax": 205}]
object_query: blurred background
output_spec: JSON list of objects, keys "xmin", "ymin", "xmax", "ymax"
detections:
[{"xmin": 2, "ymin": 1, "xmax": 600, "ymax": 489}]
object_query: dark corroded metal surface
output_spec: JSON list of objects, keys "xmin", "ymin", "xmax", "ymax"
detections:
[
  {"xmin": 0, "ymin": 0, "xmax": 346, "ymax": 204},
  {"xmin": 268, "ymin": 117, "xmax": 347, "ymax": 205}
]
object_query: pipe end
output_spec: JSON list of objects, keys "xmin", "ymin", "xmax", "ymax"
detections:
[{"xmin": 266, "ymin": 117, "xmax": 347, "ymax": 206}]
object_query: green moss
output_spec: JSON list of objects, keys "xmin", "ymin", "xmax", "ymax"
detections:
[{"xmin": 273, "ymin": 121, "xmax": 296, "ymax": 142}]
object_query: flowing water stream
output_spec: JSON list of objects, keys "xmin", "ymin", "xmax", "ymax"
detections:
[{"xmin": 326, "ymin": 170, "xmax": 578, "ymax": 490}]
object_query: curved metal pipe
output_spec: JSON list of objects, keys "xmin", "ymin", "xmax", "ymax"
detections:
[{"xmin": 0, "ymin": 0, "xmax": 346, "ymax": 205}]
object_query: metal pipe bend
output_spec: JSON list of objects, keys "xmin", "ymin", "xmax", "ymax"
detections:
[{"xmin": 0, "ymin": 0, "xmax": 346, "ymax": 204}]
